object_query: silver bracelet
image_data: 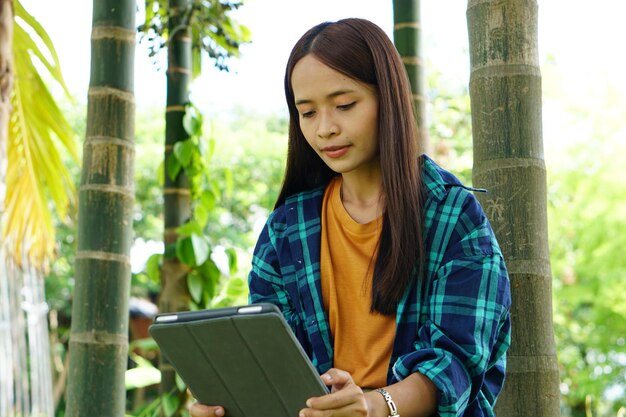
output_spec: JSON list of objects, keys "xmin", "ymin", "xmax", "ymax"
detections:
[{"xmin": 375, "ymin": 388, "xmax": 400, "ymax": 417}]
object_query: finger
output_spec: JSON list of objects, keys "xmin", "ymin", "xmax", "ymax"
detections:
[
  {"xmin": 188, "ymin": 402, "xmax": 225, "ymax": 417},
  {"xmin": 306, "ymin": 383, "xmax": 364, "ymax": 410},
  {"xmin": 300, "ymin": 398, "xmax": 367, "ymax": 417},
  {"xmin": 321, "ymin": 368, "xmax": 354, "ymax": 392},
  {"xmin": 322, "ymin": 368, "xmax": 352, "ymax": 384}
]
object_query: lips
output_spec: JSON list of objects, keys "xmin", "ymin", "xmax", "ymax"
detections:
[{"xmin": 321, "ymin": 145, "xmax": 350, "ymax": 158}]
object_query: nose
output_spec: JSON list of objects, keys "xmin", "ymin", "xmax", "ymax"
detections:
[{"xmin": 316, "ymin": 111, "xmax": 338, "ymax": 139}]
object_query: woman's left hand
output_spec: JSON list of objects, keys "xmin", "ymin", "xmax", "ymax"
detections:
[{"xmin": 299, "ymin": 368, "xmax": 370, "ymax": 417}]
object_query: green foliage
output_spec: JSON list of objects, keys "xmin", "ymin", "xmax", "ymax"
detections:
[
  {"xmin": 134, "ymin": 107, "xmax": 166, "ymax": 241},
  {"xmin": 204, "ymin": 109, "xmax": 288, "ymax": 248},
  {"xmin": 123, "ymin": 108, "xmax": 288, "ymax": 417},
  {"xmin": 161, "ymin": 102, "xmax": 244, "ymax": 310},
  {"xmin": 426, "ymin": 70, "xmax": 473, "ymax": 184},
  {"xmin": 7, "ymin": 0, "xmax": 79, "ymax": 268},
  {"xmin": 125, "ymin": 352, "xmax": 161, "ymax": 390},
  {"xmin": 126, "ymin": 387, "xmax": 191, "ymax": 417},
  {"xmin": 137, "ymin": 108, "xmax": 288, "ymax": 311},
  {"xmin": 548, "ymin": 139, "xmax": 626, "ymax": 416},
  {"xmin": 139, "ymin": 0, "xmax": 252, "ymax": 74}
]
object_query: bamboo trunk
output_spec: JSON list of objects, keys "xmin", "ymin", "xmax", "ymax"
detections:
[
  {"xmin": 159, "ymin": 0, "xmax": 193, "ymax": 396},
  {"xmin": 467, "ymin": 1, "xmax": 560, "ymax": 415},
  {"xmin": 392, "ymin": 0, "xmax": 430, "ymax": 154},
  {"xmin": 65, "ymin": 0, "xmax": 136, "ymax": 415}
]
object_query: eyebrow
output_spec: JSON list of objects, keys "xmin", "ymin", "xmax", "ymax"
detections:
[{"xmin": 294, "ymin": 89, "xmax": 355, "ymax": 106}]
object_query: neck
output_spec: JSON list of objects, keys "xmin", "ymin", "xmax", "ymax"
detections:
[{"xmin": 339, "ymin": 168, "xmax": 383, "ymax": 223}]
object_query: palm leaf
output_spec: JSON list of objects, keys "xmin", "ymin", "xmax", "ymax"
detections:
[
  {"xmin": 13, "ymin": 0, "xmax": 71, "ymax": 97},
  {"xmin": 4, "ymin": 1, "xmax": 79, "ymax": 270}
]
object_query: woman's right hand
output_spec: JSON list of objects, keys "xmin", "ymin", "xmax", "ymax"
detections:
[{"xmin": 188, "ymin": 402, "xmax": 225, "ymax": 417}]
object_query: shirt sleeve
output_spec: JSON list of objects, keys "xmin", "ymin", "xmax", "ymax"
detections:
[
  {"xmin": 392, "ymin": 189, "xmax": 512, "ymax": 417},
  {"xmin": 247, "ymin": 211, "xmax": 304, "ymax": 336}
]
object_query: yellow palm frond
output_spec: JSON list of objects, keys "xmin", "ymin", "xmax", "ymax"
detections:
[{"xmin": 3, "ymin": 1, "xmax": 79, "ymax": 270}]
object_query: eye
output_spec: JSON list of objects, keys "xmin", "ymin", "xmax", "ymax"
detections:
[
  {"xmin": 337, "ymin": 102, "xmax": 356, "ymax": 111},
  {"xmin": 300, "ymin": 110, "xmax": 315, "ymax": 119}
]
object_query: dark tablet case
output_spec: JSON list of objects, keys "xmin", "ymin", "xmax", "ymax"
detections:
[{"xmin": 148, "ymin": 303, "xmax": 328, "ymax": 417}]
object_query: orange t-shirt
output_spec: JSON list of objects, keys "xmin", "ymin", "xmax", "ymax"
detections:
[{"xmin": 320, "ymin": 176, "xmax": 396, "ymax": 389}]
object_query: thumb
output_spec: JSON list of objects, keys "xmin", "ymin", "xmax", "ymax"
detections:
[{"xmin": 321, "ymin": 368, "xmax": 354, "ymax": 392}]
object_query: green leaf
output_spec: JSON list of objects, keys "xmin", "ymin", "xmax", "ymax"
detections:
[
  {"xmin": 166, "ymin": 154, "xmax": 182, "ymax": 181},
  {"xmin": 14, "ymin": 0, "xmax": 73, "ymax": 98},
  {"xmin": 175, "ymin": 373, "xmax": 186, "ymax": 393},
  {"xmin": 143, "ymin": 0, "xmax": 158, "ymax": 29},
  {"xmin": 191, "ymin": 234, "xmax": 210, "ymax": 265},
  {"xmin": 209, "ymin": 180, "xmax": 221, "ymax": 203},
  {"xmin": 175, "ymin": 234, "xmax": 210, "ymax": 267},
  {"xmin": 225, "ymin": 248, "xmax": 238, "ymax": 274},
  {"xmin": 7, "ymin": 18, "xmax": 79, "ymax": 267},
  {"xmin": 161, "ymin": 393, "xmax": 179, "ymax": 417},
  {"xmin": 200, "ymin": 190, "xmax": 216, "ymax": 211},
  {"xmin": 226, "ymin": 277, "xmax": 246, "ymax": 298},
  {"xmin": 193, "ymin": 203, "xmax": 209, "ymax": 229},
  {"xmin": 125, "ymin": 354, "xmax": 161, "ymax": 390},
  {"xmin": 129, "ymin": 337, "xmax": 159, "ymax": 353},
  {"xmin": 157, "ymin": 160, "xmax": 165, "ymax": 186},
  {"xmin": 183, "ymin": 104, "xmax": 203, "ymax": 137},
  {"xmin": 191, "ymin": 45, "xmax": 202, "ymax": 80},
  {"xmin": 223, "ymin": 167, "xmax": 234, "ymax": 199},
  {"xmin": 176, "ymin": 221, "xmax": 203, "ymax": 237},
  {"xmin": 187, "ymin": 271, "xmax": 203, "ymax": 303},
  {"xmin": 206, "ymin": 135, "xmax": 216, "ymax": 159},
  {"xmin": 175, "ymin": 237, "xmax": 196, "ymax": 266},
  {"xmin": 145, "ymin": 253, "xmax": 162, "ymax": 283},
  {"xmin": 197, "ymin": 259, "xmax": 221, "ymax": 302},
  {"xmin": 174, "ymin": 139, "xmax": 194, "ymax": 167}
]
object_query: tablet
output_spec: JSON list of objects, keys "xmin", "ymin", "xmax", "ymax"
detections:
[{"xmin": 148, "ymin": 303, "xmax": 328, "ymax": 417}]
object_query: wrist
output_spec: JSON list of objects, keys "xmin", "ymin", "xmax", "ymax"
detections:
[
  {"xmin": 365, "ymin": 389, "xmax": 394, "ymax": 417},
  {"xmin": 374, "ymin": 388, "xmax": 399, "ymax": 417},
  {"xmin": 365, "ymin": 390, "xmax": 384, "ymax": 417}
]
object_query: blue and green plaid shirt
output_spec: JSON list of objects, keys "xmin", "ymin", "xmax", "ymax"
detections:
[{"xmin": 249, "ymin": 155, "xmax": 511, "ymax": 417}]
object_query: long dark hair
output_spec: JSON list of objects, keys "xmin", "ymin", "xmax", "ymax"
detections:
[{"xmin": 277, "ymin": 18, "xmax": 424, "ymax": 315}]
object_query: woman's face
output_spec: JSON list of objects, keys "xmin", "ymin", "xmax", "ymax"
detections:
[{"xmin": 291, "ymin": 54, "xmax": 380, "ymax": 177}]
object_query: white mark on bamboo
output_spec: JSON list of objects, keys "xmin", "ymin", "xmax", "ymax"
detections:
[
  {"xmin": 88, "ymin": 85, "xmax": 135, "ymax": 104},
  {"xmin": 486, "ymin": 196, "xmax": 506, "ymax": 223},
  {"xmin": 394, "ymin": 22, "xmax": 420, "ymax": 30},
  {"xmin": 80, "ymin": 183, "xmax": 134, "ymax": 199},
  {"xmin": 70, "ymin": 331, "xmax": 128, "ymax": 346},
  {"xmin": 166, "ymin": 105, "xmax": 186, "ymax": 112},
  {"xmin": 163, "ymin": 188, "xmax": 191, "ymax": 196},
  {"xmin": 91, "ymin": 26, "xmax": 136, "ymax": 43},
  {"xmin": 86, "ymin": 136, "xmax": 135, "ymax": 151},
  {"xmin": 401, "ymin": 56, "xmax": 423, "ymax": 66},
  {"xmin": 76, "ymin": 250, "xmax": 131, "ymax": 265},
  {"xmin": 167, "ymin": 66, "xmax": 191, "ymax": 75},
  {"xmin": 412, "ymin": 93, "xmax": 427, "ymax": 103}
]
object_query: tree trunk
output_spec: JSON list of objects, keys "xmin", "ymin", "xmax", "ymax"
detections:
[
  {"xmin": 0, "ymin": 1, "xmax": 15, "ymax": 413},
  {"xmin": 0, "ymin": 256, "xmax": 55, "ymax": 417},
  {"xmin": 159, "ymin": 0, "xmax": 193, "ymax": 396},
  {"xmin": 467, "ymin": 1, "xmax": 560, "ymax": 416},
  {"xmin": 65, "ymin": 0, "xmax": 136, "ymax": 415},
  {"xmin": 392, "ymin": 0, "xmax": 430, "ymax": 154}
]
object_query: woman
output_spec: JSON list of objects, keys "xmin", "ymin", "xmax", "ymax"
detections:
[{"xmin": 191, "ymin": 17, "xmax": 510, "ymax": 417}]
